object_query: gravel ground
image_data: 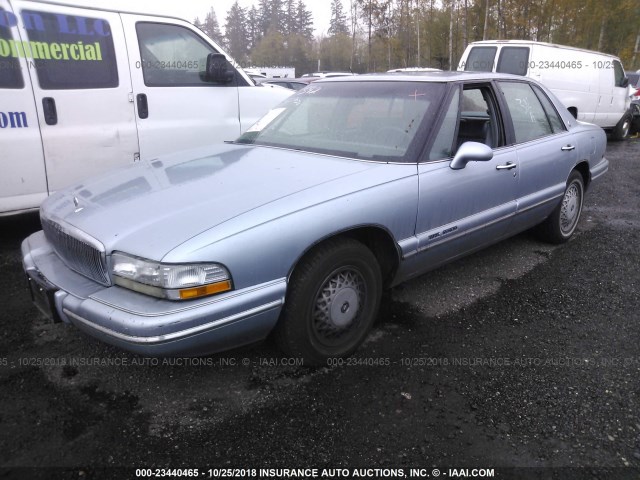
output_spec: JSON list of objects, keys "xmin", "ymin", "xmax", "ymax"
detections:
[{"xmin": 0, "ymin": 138, "xmax": 639, "ymax": 480}]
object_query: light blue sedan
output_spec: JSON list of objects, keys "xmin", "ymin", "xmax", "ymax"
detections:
[{"xmin": 22, "ymin": 72, "xmax": 608, "ymax": 365}]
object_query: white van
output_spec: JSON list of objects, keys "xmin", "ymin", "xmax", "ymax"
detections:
[
  {"xmin": 457, "ymin": 40, "xmax": 632, "ymax": 140},
  {"xmin": 0, "ymin": 0, "xmax": 292, "ymax": 216}
]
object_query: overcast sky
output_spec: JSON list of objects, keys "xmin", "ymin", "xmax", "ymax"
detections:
[{"xmin": 75, "ymin": 0, "xmax": 333, "ymax": 37}]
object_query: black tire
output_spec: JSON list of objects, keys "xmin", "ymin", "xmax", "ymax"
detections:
[
  {"xmin": 535, "ymin": 170, "xmax": 584, "ymax": 244},
  {"xmin": 611, "ymin": 112, "xmax": 632, "ymax": 141},
  {"xmin": 631, "ymin": 104, "xmax": 640, "ymax": 135},
  {"xmin": 274, "ymin": 238, "xmax": 382, "ymax": 366}
]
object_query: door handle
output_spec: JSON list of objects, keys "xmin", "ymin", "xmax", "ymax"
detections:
[
  {"xmin": 42, "ymin": 97, "xmax": 57, "ymax": 125},
  {"xmin": 136, "ymin": 93, "xmax": 149, "ymax": 119},
  {"xmin": 496, "ymin": 162, "xmax": 517, "ymax": 170},
  {"xmin": 561, "ymin": 145, "xmax": 576, "ymax": 151}
]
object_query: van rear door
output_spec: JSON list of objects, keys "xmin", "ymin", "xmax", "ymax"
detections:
[
  {"xmin": 121, "ymin": 15, "xmax": 244, "ymax": 159},
  {"xmin": 13, "ymin": 1, "xmax": 139, "ymax": 194},
  {"xmin": 0, "ymin": 0, "xmax": 47, "ymax": 214}
]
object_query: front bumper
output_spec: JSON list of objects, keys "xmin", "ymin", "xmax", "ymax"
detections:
[{"xmin": 22, "ymin": 231, "xmax": 286, "ymax": 356}]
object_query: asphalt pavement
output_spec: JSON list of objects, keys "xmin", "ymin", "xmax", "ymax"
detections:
[{"xmin": 0, "ymin": 138, "xmax": 639, "ymax": 480}]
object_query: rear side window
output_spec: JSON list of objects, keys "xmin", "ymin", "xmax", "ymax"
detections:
[
  {"xmin": 0, "ymin": 8, "xmax": 25, "ymax": 89},
  {"xmin": 497, "ymin": 47, "xmax": 529, "ymax": 76},
  {"xmin": 499, "ymin": 81, "xmax": 553, "ymax": 143},
  {"xmin": 136, "ymin": 23, "xmax": 229, "ymax": 87},
  {"xmin": 463, "ymin": 47, "xmax": 497, "ymax": 72},
  {"xmin": 532, "ymin": 85, "xmax": 566, "ymax": 133},
  {"xmin": 22, "ymin": 10, "xmax": 119, "ymax": 89}
]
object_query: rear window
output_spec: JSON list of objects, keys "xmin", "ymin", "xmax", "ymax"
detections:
[
  {"xmin": 463, "ymin": 47, "xmax": 497, "ymax": 72},
  {"xmin": 497, "ymin": 47, "xmax": 529, "ymax": 76}
]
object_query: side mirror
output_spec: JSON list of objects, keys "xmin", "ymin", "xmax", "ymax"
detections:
[
  {"xmin": 206, "ymin": 53, "xmax": 234, "ymax": 84},
  {"xmin": 621, "ymin": 77, "xmax": 629, "ymax": 88},
  {"xmin": 450, "ymin": 141, "xmax": 493, "ymax": 170}
]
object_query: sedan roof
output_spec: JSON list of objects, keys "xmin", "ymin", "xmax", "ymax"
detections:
[{"xmin": 316, "ymin": 71, "xmax": 526, "ymax": 84}]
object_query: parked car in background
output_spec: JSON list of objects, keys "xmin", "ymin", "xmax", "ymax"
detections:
[
  {"xmin": 458, "ymin": 40, "xmax": 632, "ymax": 140},
  {"xmin": 301, "ymin": 71, "xmax": 356, "ymax": 78},
  {"xmin": 388, "ymin": 67, "xmax": 442, "ymax": 73},
  {"xmin": 627, "ymin": 72, "xmax": 640, "ymax": 134},
  {"xmin": 262, "ymin": 78, "xmax": 320, "ymax": 90},
  {"xmin": 22, "ymin": 72, "xmax": 608, "ymax": 365},
  {"xmin": 0, "ymin": 0, "xmax": 292, "ymax": 216}
]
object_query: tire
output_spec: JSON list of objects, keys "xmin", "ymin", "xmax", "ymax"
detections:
[
  {"xmin": 631, "ymin": 104, "xmax": 640, "ymax": 135},
  {"xmin": 611, "ymin": 112, "xmax": 632, "ymax": 141},
  {"xmin": 274, "ymin": 238, "xmax": 382, "ymax": 366},
  {"xmin": 535, "ymin": 170, "xmax": 584, "ymax": 244}
]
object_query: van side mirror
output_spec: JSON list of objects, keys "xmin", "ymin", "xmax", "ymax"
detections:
[
  {"xmin": 450, "ymin": 142, "xmax": 493, "ymax": 170},
  {"xmin": 621, "ymin": 77, "xmax": 629, "ymax": 88},
  {"xmin": 206, "ymin": 53, "xmax": 234, "ymax": 84}
]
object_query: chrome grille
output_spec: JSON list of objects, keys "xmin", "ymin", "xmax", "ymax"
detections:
[{"xmin": 41, "ymin": 217, "xmax": 110, "ymax": 286}]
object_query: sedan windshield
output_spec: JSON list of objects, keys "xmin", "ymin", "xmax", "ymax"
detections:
[{"xmin": 235, "ymin": 81, "xmax": 446, "ymax": 162}]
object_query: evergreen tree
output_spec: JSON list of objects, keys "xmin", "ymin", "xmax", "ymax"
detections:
[
  {"xmin": 247, "ymin": 6, "xmax": 261, "ymax": 50},
  {"xmin": 295, "ymin": 0, "xmax": 315, "ymax": 40},
  {"xmin": 258, "ymin": 0, "xmax": 286, "ymax": 36},
  {"xmin": 329, "ymin": 0, "xmax": 349, "ymax": 36},
  {"xmin": 202, "ymin": 7, "xmax": 223, "ymax": 44},
  {"xmin": 224, "ymin": 1, "xmax": 249, "ymax": 64}
]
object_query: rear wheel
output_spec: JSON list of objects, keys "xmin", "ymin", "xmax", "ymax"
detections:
[
  {"xmin": 612, "ymin": 112, "xmax": 632, "ymax": 141},
  {"xmin": 535, "ymin": 170, "xmax": 584, "ymax": 244},
  {"xmin": 274, "ymin": 238, "xmax": 382, "ymax": 366}
]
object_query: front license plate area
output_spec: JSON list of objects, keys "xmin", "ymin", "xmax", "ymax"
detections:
[{"xmin": 27, "ymin": 274, "xmax": 60, "ymax": 323}]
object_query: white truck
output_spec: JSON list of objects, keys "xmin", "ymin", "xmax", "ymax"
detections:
[
  {"xmin": 0, "ymin": 0, "xmax": 292, "ymax": 216},
  {"xmin": 457, "ymin": 40, "xmax": 632, "ymax": 140}
]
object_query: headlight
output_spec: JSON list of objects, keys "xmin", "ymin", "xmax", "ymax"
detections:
[{"xmin": 111, "ymin": 252, "xmax": 232, "ymax": 300}]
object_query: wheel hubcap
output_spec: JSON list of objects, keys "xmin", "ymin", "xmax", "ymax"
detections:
[
  {"xmin": 622, "ymin": 120, "xmax": 630, "ymax": 137},
  {"xmin": 313, "ymin": 268, "xmax": 364, "ymax": 342},
  {"xmin": 560, "ymin": 183, "xmax": 581, "ymax": 234}
]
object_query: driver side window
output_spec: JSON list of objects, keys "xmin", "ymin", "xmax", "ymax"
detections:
[{"xmin": 428, "ymin": 84, "xmax": 502, "ymax": 161}]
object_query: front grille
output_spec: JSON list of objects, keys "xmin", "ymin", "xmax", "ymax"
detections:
[{"xmin": 41, "ymin": 217, "xmax": 110, "ymax": 286}]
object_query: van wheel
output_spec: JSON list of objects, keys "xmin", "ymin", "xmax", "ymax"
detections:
[
  {"xmin": 274, "ymin": 238, "xmax": 382, "ymax": 366},
  {"xmin": 535, "ymin": 171, "xmax": 584, "ymax": 244},
  {"xmin": 612, "ymin": 112, "xmax": 632, "ymax": 141}
]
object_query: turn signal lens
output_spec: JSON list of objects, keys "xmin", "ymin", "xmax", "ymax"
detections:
[{"xmin": 178, "ymin": 280, "xmax": 233, "ymax": 300}]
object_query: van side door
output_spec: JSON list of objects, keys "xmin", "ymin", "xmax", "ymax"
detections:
[
  {"xmin": 12, "ymin": 1, "xmax": 139, "ymax": 194},
  {"xmin": 0, "ymin": 0, "xmax": 47, "ymax": 214},
  {"xmin": 121, "ymin": 15, "xmax": 244, "ymax": 159}
]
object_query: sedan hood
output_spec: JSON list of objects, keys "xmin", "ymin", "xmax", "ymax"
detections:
[{"xmin": 42, "ymin": 144, "xmax": 381, "ymax": 260}]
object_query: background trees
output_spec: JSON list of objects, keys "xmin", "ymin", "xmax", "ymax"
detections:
[{"xmin": 197, "ymin": 0, "xmax": 640, "ymax": 75}]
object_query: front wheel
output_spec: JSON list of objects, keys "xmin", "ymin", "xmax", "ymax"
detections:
[
  {"xmin": 274, "ymin": 238, "xmax": 382, "ymax": 366},
  {"xmin": 535, "ymin": 170, "xmax": 584, "ymax": 244}
]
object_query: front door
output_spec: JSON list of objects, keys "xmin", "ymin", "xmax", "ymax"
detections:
[
  {"xmin": 414, "ymin": 83, "xmax": 518, "ymax": 269},
  {"xmin": 121, "ymin": 15, "xmax": 242, "ymax": 159}
]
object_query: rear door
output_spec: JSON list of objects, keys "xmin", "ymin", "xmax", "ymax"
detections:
[
  {"xmin": 497, "ymin": 80, "xmax": 577, "ymax": 230},
  {"xmin": 120, "ymin": 15, "xmax": 243, "ymax": 159},
  {"xmin": 0, "ymin": 0, "xmax": 47, "ymax": 214},
  {"xmin": 14, "ymin": 1, "xmax": 139, "ymax": 193}
]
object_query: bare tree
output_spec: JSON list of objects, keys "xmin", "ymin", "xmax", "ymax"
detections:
[{"xmin": 483, "ymin": 0, "xmax": 490, "ymax": 40}]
